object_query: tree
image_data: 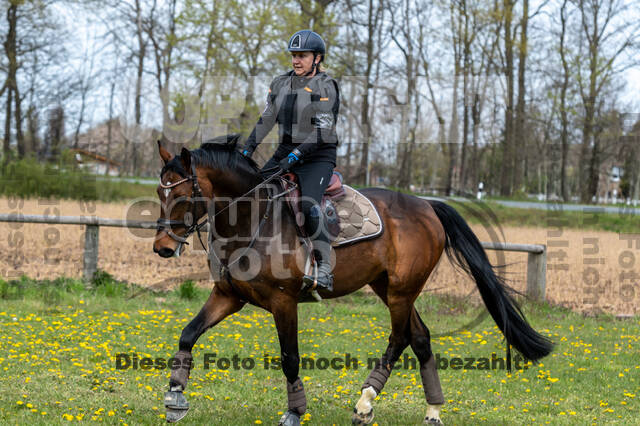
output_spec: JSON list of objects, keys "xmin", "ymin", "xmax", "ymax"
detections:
[
  {"xmin": 2, "ymin": 0, "xmax": 67, "ymax": 161},
  {"xmin": 576, "ymin": 0, "xmax": 640, "ymax": 202},
  {"xmin": 43, "ymin": 105, "xmax": 65, "ymax": 160},
  {"xmin": 345, "ymin": 0, "xmax": 387, "ymax": 185},
  {"xmin": 558, "ymin": 0, "xmax": 572, "ymax": 201},
  {"xmin": 499, "ymin": 0, "xmax": 516, "ymax": 196},
  {"xmin": 388, "ymin": 0, "xmax": 423, "ymax": 189}
]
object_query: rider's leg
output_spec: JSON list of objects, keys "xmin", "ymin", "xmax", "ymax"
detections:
[
  {"xmin": 303, "ymin": 205, "xmax": 334, "ymax": 290},
  {"xmin": 292, "ymin": 161, "xmax": 334, "ymax": 291}
]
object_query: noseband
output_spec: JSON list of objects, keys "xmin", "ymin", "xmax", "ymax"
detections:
[{"xmin": 157, "ymin": 163, "xmax": 207, "ymax": 245}]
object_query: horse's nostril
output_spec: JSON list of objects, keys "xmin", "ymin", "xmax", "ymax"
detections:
[{"xmin": 157, "ymin": 247, "xmax": 175, "ymax": 258}]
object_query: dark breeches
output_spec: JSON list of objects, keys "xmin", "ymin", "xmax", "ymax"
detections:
[{"xmin": 262, "ymin": 159, "xmax": 334, "ymax": 241}]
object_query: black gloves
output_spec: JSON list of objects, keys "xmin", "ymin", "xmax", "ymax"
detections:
[{"xmin": 278, "ymin": 149, "xmax": 302, "ymax": 172}]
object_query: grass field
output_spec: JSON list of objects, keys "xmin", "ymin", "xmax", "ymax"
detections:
[{"xmin": 0, "ymin": 276, "xmax": 637, "ymax": 425}]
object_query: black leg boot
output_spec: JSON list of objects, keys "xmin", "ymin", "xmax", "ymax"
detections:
[
  {"xmin": 302, "ymin": 239, "xmax": 334, "ymax": 292},
  {"xmin": 302, "ymin": 206, "xmax": 334, "ymax": 292}
]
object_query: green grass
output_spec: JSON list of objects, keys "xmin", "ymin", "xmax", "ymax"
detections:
[
  {"xmin": 0, "ymin": 276, "xmax": 637, "ymax": 424},
  {"xmin": 459, "ymin": 201, "xmax": 640, "ymax": 234},
  {"xmin": 0, "ymin": 157, "xmax": 155, "ymax": 201}
]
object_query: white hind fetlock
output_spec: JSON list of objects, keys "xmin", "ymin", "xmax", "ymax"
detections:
[
  {"xmin": 425, "ymin": 403, "xmax": 443, "ymax": 425},
  {"xmin": 352, "ymin": 386, "xmax": 377, "ymax": 424},
  {"xmin": 355, "ymin": 386, "xmax": 376, "ymax": 414}
]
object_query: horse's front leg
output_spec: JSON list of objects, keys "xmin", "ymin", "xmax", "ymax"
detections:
[
  {"xmin": 165, "ymin": 285, "xmax": 244, "ymax": 423},
  {"xmin": 272, "ymin": 300, "xmax": 305, "ymax": 426}
]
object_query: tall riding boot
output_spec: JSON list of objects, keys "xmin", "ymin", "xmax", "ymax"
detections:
[
  {"xmin": 302, "ymin": 239, "xmax": 334, "ymax": 292},
  {"xmin": 302, "ymin": 206, "xmax": 334, "ymax": 292}
]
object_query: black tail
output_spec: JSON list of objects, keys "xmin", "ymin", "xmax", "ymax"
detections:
[{"xmin": 429, "ymin": 200, "xmax": 553, "ymax": 361}]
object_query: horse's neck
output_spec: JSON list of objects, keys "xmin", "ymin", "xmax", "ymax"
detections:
[{"xmin": 208, "ymin": 182, "xmax": 298, "ymax": 249}]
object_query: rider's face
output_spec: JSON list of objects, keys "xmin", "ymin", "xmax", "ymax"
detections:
[{"xmin": 291, "ymin": 51, "xmax": 318, "ymax": 76}]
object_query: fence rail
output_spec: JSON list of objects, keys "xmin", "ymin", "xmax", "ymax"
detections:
[{"xmin": 0, "ymin": 213, "xmax": 547, "ymax": 301}]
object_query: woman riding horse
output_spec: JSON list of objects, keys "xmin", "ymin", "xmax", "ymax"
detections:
[
  {"xmin": 155, "ymin": 135, "xmax": 553, "ymax": 425},
  {"xmin": 154, "ymin": 32, "xmax": 553, "ymax": 426},
  {"xmin": 240, "ymin": 29, "xmax": 339, "ymax": 293}
]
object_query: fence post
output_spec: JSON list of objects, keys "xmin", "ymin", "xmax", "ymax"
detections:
[
  {"xmin": 83, "ymin": 225, "xmax": 100, "ymax": 281},
  {"xmin": 526, "ymin": 245, "xmax": 546, "ymax": 301}
]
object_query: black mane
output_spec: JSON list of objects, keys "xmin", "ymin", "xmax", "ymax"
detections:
[{"xmin": 160, "ymin": 134, "xmax": 264, "ymax": 186}]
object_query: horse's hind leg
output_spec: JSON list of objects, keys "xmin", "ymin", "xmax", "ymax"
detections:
[
  {"xmin": 353, "ymin": 280, "xmax": 412, "ymax": 425},
  {"xmin": 409, "ymin": 307, "xmax": 444, "ymax": 425},
  {"xmin": 165, "ymin": 285, "xmax": 244, "ymax": 423}
]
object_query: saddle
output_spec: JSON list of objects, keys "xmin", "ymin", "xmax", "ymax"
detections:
[{"xmin": 280, "ymin": 170, "xmax": 346, "ymax": 240}]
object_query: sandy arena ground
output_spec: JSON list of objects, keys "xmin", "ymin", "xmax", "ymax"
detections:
[{"xmin": 1, "ymin": 197, "xmax": 638, "ymax": 316}]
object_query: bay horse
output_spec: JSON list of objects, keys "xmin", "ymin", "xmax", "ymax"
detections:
[{"xmin": 153, "ymin": 135, "xmax": 553, "ymax": 425}]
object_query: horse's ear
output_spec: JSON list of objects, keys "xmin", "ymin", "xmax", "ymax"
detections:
[
  {"xmin": 158, "ymin": 140, "xmax": 172, "ymax": 165},
  {"xmin": 180, "ymin": 147, "xmax": 192, "ymax": 171}
]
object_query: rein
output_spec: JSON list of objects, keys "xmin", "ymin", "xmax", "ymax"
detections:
[
  {"xmin": 157, "ymin": 163, "xmax": 286, "ymax": 248},
  {"xmin": 157, "ymin": 163, "xmax": 292, "ymax": 300}
]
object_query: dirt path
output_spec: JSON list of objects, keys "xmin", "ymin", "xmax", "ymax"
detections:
[{"xmin": 1, "ymin": 197, "xmax": 637, "ymax": 316}]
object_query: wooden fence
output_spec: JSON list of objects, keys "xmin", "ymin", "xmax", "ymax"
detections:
[{"xmin": 0, "ymin": 214, "xmax": 547, "ymax": 301}]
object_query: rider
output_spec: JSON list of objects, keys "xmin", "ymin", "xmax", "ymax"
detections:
[{"xmin": 240, "ymin": 29, "xmax": 340, "ymax": 292}]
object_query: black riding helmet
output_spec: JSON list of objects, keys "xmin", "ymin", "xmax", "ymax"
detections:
[{"xmin": 288, "ymin": 30, "xmax": 326, "ymax": 75}]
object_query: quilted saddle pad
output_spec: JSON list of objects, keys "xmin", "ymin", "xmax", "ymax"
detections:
[{"xmin": 331, "ymin": 185, "xmax": 383, "ymax": 247}]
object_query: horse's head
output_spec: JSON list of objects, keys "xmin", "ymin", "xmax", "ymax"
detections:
[
  {"xmin": 153, "ymin": 135, "xmax": 263, "ymax": 258},
  {"xmin": 153, "ymin": 142, "xmax": 210, "ymax": 258}
]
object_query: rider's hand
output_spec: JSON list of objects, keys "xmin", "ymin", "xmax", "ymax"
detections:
[
  {"xmin": 240, "ymin": 145, "xmax": 255, "ymax": 159},
  {"xmin": 278, "ymin": 149, "xmax": 302, "ymax": 172}
]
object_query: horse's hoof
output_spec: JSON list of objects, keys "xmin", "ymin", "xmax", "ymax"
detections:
[
  {"xmin": 424, "ymin": 416, "xmax": 443, "ymax": 425},
  {"xmin": 351, "ymin": 407, "xmax": 374, "ymax": 425},
  {"xmin": 165, "ymin": 391, "xmax": 189, "ymax": 423},
  {"xmin": 278, "ymin": 409, "xmax": 301, "ymax": 426}
]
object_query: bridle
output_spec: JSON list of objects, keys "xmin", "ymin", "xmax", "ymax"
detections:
[
  {"xmin": 156, "ymin": 160, "xmax": 299, "ymax": 302},
  {"xmin": 157, "ymin": 162, "xmax": 289, "ymax": 253},
  {"xmin": 157, "ymin": 162, "xmax": 208, "ymax": 248}
]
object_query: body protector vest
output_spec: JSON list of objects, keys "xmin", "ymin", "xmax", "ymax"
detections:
[{"xmin": 245, "ymin": 71, "xmax": 340, "ymax": 164}]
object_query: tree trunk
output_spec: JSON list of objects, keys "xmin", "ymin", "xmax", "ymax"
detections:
[
  {"xmin": 133, "ymin": 0, "xmax": 146, "ymax": 176},
  {"xmin": 106, "ymin": 78, "xmax": 116, "ymax": 176},
  {"xmin": 26, "ymin": 105, "xmax": 38, "ymax": 156},
  {"xmin": 13, "ymin": 82, "xmax": 23, "ymax": 158},
  {"xmin": 459, "ymin": 0, "xmax": 471, "ymax": 192},
  {"xmin": 559, "ymin": 0, "xmax": 570, "ymax": 201},
  {"xmin": 580, "ymin": 81, "xmax": 597, "ymax": 203},
  {"xmin": 3, "ymin": 87, "xmax": 12, "ymax": 162},
  {"xmin": 447, "ymin": 71, "xmax": 459, "ymax": 196},
  {"xmin": 357, "ymin": 0, "xmax": 376, "ymax": 186},
  {"xmin": 500, "ymin": 0, "xmax": 515, "ymax": 196},
  {"xmin": 4, "ymin": 4, "xmax": 18, "ymax": 161},
  {"xmin": 471, "ymin": 92, "xmax": 480, "ymax": 190},
  {"xmin": 513, "ymin": 0, "xmax": 528, "ymax": 192}
]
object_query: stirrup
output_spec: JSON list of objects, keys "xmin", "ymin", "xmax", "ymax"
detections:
[
  {"xmin": 303, "ymin": 272, "xmax": 333, "ymax": 292},
  {"xmin": 299, "ymin": 261, "xmax": 322, "ymax": 302}
]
